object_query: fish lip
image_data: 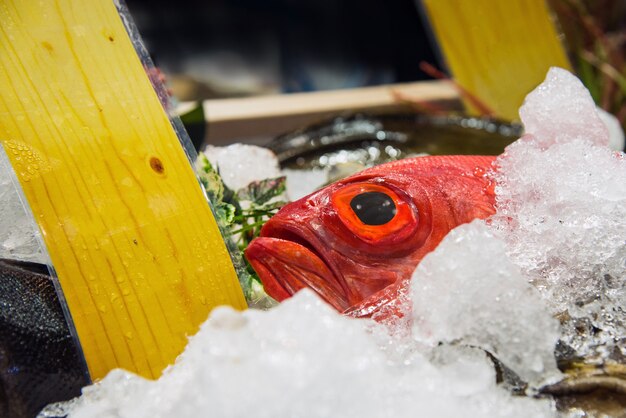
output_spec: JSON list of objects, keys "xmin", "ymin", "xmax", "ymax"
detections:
[
  {"xmin": 265, "ymin": 223, "xmax": 351, "ymax": 293},
  {"xmin": 245, "ymin": 224, "xmax": 352, "ymax": 311}
]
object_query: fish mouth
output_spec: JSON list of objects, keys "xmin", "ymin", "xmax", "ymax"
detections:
[{"xmin": 244, "ymin": 227, "xmax": 351, "ymax": 312}]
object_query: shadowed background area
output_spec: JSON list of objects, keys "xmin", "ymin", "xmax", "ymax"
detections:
[
  {"xmin": 125, "ymin": 0, "xmax": 624, "ymax": 137},
  {"xmin": 125, "ymin": 0, "xmax": 439, "ymax": 100}
]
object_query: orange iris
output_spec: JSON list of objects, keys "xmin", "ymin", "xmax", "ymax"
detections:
[{"xmin": 331, "ymin": 182, "xmax": 417, "ymax": 244}]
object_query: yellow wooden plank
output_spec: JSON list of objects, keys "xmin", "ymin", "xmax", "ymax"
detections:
[
  {"xmin": 0, "ymin": 0, "xmax": 246, "ymax": 379},
  {"xmin": 421, "ymin": 0, "xmax": 572, "ymax": 120}
]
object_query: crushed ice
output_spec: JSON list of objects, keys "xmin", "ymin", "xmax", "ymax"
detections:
[
  {"xmin": 491, "ymin": 68, "xmax": 625, "ymax": 364},
  {"xmin": 0, "ymin": 145, "xmax": 48, "ymax": 263},
  {"xmin": 411, "ymin": 221, "xmax": 561, "ymax": 384},
  {"xmin": 43, "ymin": 292, "xmax": 554, "ymax": 418},
  {"xmin": 203, "ymin": 144, "xmax": 282, "ymax": 191},
  {"xmin": 37, "ymin": 68, "xmax": 625, "ymax": 417}
]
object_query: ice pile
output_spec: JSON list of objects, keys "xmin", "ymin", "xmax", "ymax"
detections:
[
  {"xmin": 410, "ymin": 68, "xmax": 624, "ymax": 376},
  {"xmin": 493, "ymin": 140, "xmax": 625, "ymax": 312},
  {"xmin": 44, "ymin": 291, "xmax": 554, "ymax": 418},
  {"xmin": 203, "ymin": 144, "xmax": 282, "ymax": 191},
  {"xmin": 203, "ymin": 143, "xmax": 329, "ymax": 202},
  {"xmin": 517, "ymin": 67, "xmax": 609, "ymax": 148},
  {"xmin": 0, "ymin": 145, "xmax": 47, "ymax": 263},
  {"xmin": 411, "ymin": 222, "xmax": 560, "ymax": 384},
  {"xmin": 491, "ymin": 68, "xmax": 625, "ymax": 362}
]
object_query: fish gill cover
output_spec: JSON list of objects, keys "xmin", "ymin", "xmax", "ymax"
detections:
[{"xmin": 37, "ymin": 68, "xmax": 625, "ymax": 417}]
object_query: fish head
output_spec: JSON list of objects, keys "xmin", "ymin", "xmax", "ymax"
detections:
[{"xmin": 245, "ymin": 156, "xmax": 496, "ymax": 316}]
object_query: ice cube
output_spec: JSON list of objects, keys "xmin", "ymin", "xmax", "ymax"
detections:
[
  {"xmin": 411, "ymin": 221, "xmax": 561, "ymax": 384},
  {"xmin": 519, "ymin": 67, "xmax": 609, "ymax": 147},
  {"xmin": 282, "ymin": 167, "xmax": 328, "ymax": 201},
  {"xmin": 203, "ymin": 144, "xmax": 282, "ymax": 191}
]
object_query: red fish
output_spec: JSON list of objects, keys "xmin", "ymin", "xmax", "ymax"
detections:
[{"xmin": 245, "ymin": 156, "xmax": 497, "ymax": 317}]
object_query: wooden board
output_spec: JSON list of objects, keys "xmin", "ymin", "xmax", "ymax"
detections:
[
  {"xmin": 421, "ymin": 0, "xmax": 571, "ymax": 120},
  {"xmin": 0, "ymin": 0, "xmax": 247, "ymax": 380},
  {"xmin": 201, "ymin": 80, "xmax": 460, "ymax": 143}
]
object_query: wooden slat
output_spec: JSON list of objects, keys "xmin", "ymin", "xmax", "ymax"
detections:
[
  {"xmin": 421, "ymin": 0, "xmax": 572, "ymax": 120},
  {"xmin": 205, "ymin": 80, "xmax": 458, "ymax": 122},
  {"xmin": 0, "ymin": 0, "xmax": 246, "ymax": 380},
  {"xmin": 201, "ymin": 80, "xmax": 460, "ymax": 143}
]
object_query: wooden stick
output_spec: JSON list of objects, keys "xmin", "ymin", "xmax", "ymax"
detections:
[{"xmin": 201, "ymin": 80, "xmax": 459, "ymax": 143}]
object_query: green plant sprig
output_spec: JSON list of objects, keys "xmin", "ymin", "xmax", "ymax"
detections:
[{"xmin": 195, "ymin": 152, "xmax": 287, "ymax": 289}]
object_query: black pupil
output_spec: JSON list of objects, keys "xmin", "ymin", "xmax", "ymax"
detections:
[{"xmin": 349, "ymin": 192, "xmax": 397, "ymax": 226}]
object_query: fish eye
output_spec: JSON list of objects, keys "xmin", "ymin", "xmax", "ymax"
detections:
[
  {"xmin": 350, "ymin": 192, "xmax": 397, "ymax": 225},
  {"xmin": 331, "ymin": 182, "xmax": 417, "ymax": 244}
]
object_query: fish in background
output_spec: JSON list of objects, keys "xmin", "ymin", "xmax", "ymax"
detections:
[{"xmin": 245, "ymin": 155, "xmax": 496, "ymax": 318}]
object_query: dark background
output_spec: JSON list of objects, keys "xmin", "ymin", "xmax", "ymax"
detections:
[{"xmin": 125, "ymin": 0, "xmax": 438, "ymax": 100}]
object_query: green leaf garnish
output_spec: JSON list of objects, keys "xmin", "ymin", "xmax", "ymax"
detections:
[
  {"xmin": 195, "ymin": 152, "xmax": 286, "ymax": 302},
  {"xmin": 236, "ymin": 177, "xmax": 286, "ymax": 205}
]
